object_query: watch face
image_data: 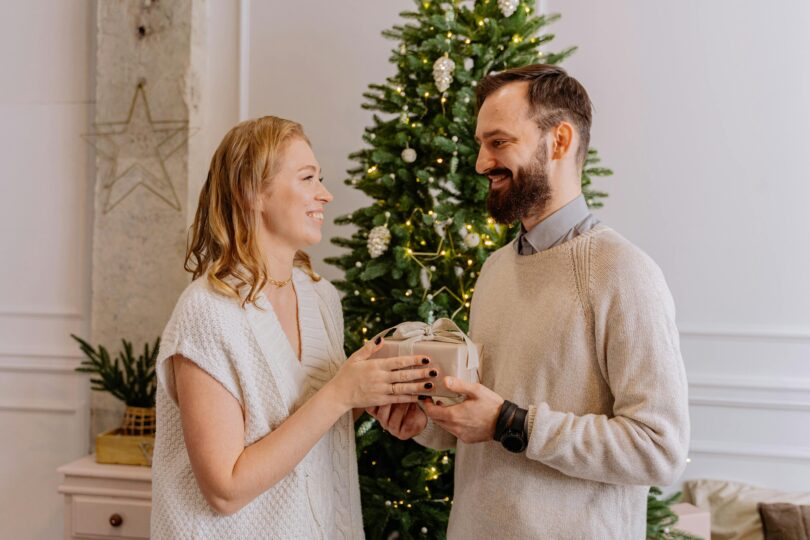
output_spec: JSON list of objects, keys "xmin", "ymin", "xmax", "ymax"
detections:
[{"xmin": 501, "ymin": 433, "xmax": 526, "ymax": 453}]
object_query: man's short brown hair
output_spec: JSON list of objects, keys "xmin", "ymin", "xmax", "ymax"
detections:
[{"xmin": 476, "ymin": 64, "xmax": 593, "ymax": 167}]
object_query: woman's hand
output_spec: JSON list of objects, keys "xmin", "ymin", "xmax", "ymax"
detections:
[{"xmin": 327, "ymin": 337, "xmax": 436, "ymax": 411}]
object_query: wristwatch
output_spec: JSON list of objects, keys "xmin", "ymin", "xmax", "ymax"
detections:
[
  {"xmin": 499, "ymin": 406, "xmax": 528, "ymax": 453},
  {"xmin": 494, "ymin": 400, "xmax": 517, "ymax": 441},
  {"xmin": 494, "ymin": 400, "xmax": 528, "ymax": 453}
]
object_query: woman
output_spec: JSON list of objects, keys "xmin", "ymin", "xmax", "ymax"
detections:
[{"xmin": 151, "ymin": 116, "xmax": 435, "ymax": 539}]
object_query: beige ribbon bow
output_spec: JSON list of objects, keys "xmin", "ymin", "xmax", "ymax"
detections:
[{"xmin": 373, "ymin": 318, "xmax": 480, "ymax": 371}]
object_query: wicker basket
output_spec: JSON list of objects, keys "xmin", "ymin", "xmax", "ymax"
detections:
[
  {"xmin": 121, "ymin": 406, "xmax": 156, "ymax": 436},
  {"xmin": 96, "ymin": 428, "xmax": 154, "ymax": 466}
]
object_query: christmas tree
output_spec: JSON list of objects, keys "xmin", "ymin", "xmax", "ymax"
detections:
[
  {"xmin": 325, "ymin": 1, "xmax": 611, "ymax": 537},
  {"xmin": 647, "ymin": 488, "xmax": 701, "ymax": 540}
]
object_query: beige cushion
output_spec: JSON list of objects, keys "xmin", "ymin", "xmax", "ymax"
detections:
[
  {"xmin": 683, "ymin": 479, "xmax": 810, "ymax": 540},
  {"xmin": 758, "ymin": 502, "xmax": 810, "ymax": 540}
]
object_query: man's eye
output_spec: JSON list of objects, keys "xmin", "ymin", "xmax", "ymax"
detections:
[
  {"xmin": 319, "ymin": 176, "xmax": 325, "ymax": 183},
  {"xmin": 493, "ymin": 140, "xmax": 506, "ymax": 148}
]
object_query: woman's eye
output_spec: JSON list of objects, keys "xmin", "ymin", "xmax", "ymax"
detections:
[{"xmin": 319, "ymin": 176, "xmax": 325, "ymax": 183}]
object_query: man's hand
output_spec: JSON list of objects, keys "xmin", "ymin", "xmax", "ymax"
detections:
[
  {"xmin": 367, "ymin": 402, "xmax": 427, "ymax": 440},
  {"xmin": 421, "ymin": 376, "xmax": 504, "ymax": 444}
]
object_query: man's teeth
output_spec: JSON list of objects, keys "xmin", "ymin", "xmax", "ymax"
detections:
[{"xmin": 307, "ymin": 211, "xmax": 324, "ymax": 221}]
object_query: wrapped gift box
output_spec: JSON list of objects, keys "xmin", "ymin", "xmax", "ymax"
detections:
[
  {"xmin": 369, "ymin": 319, "xmax": 481, "ymax": 401},
  {"xmin": 672, "ymin": 502, "xmax": 711, "ymax": 539}
]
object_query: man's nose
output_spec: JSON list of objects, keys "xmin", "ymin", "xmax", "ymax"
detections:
[{"xmin": 476, "ymin": 147, "xmax": 496, "ymax": 175}]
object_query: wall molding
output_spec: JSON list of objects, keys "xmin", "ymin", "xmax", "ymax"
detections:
[
  {"xmin": 0, "ymin": 308, "xmax": 82, "ymax": 320},
  {"xmin": 689, "ymin": 396, "xmax": 810, "ymax": 412},
  {"xmin": 690, "ymin": 375, "xmax": 810, "ymax": 393},
  {"xmin": 678, "ymin": 323, "xmax": 810, "ymax": 342},
  {"xmin": 0, "ymin": 399, "xmax": 83, "ymax": 415},
  {"xmin": 690, "ymin": 440, "xmax": 810, "ymax": 462},
  {"xmin": 0, "ymin": 350, "xmax": 83, "ymax": 360},
  {"xmin": 0, "ymin": 357, "xmax": 83, "ymax": 374},
  {"xmin": 688, "ymin": 374, "xmax": 810, "ymax": 412}
]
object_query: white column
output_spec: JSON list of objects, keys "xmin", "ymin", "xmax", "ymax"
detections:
[{"xmin": 89, "ymin": 0, "xmax": 205, "ymax": 436}]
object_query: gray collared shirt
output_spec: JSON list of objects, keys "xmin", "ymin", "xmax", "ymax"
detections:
[{"xmin": 515, "ymin": 194, "xmax": 600, "ymax": 255}]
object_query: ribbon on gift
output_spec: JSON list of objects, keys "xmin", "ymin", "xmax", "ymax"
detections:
[{"xmin": 371, "ymin": 318, "xmax": 479, "ymax": 371}]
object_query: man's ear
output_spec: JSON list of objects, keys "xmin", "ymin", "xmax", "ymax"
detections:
[{"xmin": 551, "ymin": 122, "xmax": 574, "ymax": 161}]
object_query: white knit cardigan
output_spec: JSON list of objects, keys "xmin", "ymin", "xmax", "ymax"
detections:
[{"xmin": 151, "ymin": 269, "xmax": 364, "ymax": 539}]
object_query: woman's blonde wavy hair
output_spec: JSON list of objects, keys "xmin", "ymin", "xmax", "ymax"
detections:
[{"xmin": 185, "ymin": 116, "xmax": 321, "ymax": 307}]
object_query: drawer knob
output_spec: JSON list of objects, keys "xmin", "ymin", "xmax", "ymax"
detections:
[{"xmin": 109, "ymin": 513, "xmax": 123, "ymax": 527}]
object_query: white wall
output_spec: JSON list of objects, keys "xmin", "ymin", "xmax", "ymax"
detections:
[
  {"xmin": 244, "ymin": 0, "xmax": 413, "ymax": 281},
  {"xmin": 189, "ymin": 0, "xmax": 241, "ymax": 224},
  {"xmin": 0, "ymin": 1, "xmax": 95, "ymax": 539},
  {"xmin": 543, "ymin": 0, "xmax": 810, "ymax": 491}
]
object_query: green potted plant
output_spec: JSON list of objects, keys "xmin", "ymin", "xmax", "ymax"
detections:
[{"xmin": 71, "ymin": 335, "xmax": 160, "ymax": 465}]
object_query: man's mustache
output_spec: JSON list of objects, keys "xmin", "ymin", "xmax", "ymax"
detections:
[{"xmin": 486, "ymin": 167, "xmax": 513, "ymax": 180}]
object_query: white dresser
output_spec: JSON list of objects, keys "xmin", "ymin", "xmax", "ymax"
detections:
[{"xmin": 58, "ymin": 455, "xmax": 152, "ymax": 540}]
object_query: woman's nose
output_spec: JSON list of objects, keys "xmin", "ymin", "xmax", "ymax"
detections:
[{"xmin": 318, "ymin": 182, "xmax": 333, "ymax": 203}]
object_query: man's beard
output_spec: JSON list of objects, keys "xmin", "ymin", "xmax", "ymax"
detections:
[{"xmin": 486, "ymin": 142, "xmax": 552, "ymax": 224}]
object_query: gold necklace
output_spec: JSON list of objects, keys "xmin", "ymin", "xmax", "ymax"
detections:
[{"xmin": 267, "ymin": 273, "xmax": 292, "ymax": 288}]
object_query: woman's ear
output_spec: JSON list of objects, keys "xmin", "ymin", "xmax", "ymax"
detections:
[{"xmin": 252, "ymin": 181, "xmax": 272, "ymax": 213}]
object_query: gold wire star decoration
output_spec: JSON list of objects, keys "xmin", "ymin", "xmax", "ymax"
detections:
[{"xmin": 84, "ymin": 81, "xmax": 189, "ymax": 213}]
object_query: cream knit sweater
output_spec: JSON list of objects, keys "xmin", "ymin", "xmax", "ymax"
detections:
[
  {"xmin": 151, "ymin": 268, "xmax": 363, "ymax": 539},
  {"xmin": 416, "ymin": 225, "xmax": 690, "ymax": 539}
]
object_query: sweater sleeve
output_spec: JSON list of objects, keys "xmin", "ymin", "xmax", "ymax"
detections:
[
  {"xmin": 524, "ymin": 237, "xmax": 690, "ymax": 486},
  {"xmin": 414, "ymin": 416, "xmax": 457, "ymax": 451},
  {"xmin": 156, "ymin": 282, "xmax": 244, "ymax": 408}
]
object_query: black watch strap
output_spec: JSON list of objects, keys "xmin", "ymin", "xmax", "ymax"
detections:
[
  {"xmin": 494, "ymin": 400, "xmax": 517, "ymax": 441},
  {"xmin": 500, "ymin": 406, "xmax": 529, "ymax": 453},
  {"xmin": 510, "ymin": 407, "xmax": 527, "ymax": 437}
]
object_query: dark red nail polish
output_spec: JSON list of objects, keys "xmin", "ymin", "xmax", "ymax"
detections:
[
  {"xmin": 421, "ymin": 357, "xmax": 430, "ymax": 364},
  {"xmin": 374, "ymin": 336, "xmax": 382, "ymax": 345},
  {"xmin": 424, "ymin": 382, "xmax": 433, "ymax": 390},
  {"xmin": 418, "ymin": 395, "xmax": 429, "ymax": 400},
  {"xmin": 429, "ymin": 370, "xmax": 438, "ymax": 377}
]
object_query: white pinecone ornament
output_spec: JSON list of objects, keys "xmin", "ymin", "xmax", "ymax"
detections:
[
  {"xmin": 498, "ymin": 0, "xmax": 519, "ymax": 17},
  {"xmin": 420, "ymin": 267, "xmax": 431, "ymax": 290},
  {"xmin": 433, "ymin": 218, "xmax": 451, "ymax": 238},
  {"xmin": 432, "ymin": 55, "xmax": 456, "ymax": 93},
  {"xmin": 367, "ymin": 225, "xmax": 391, "ymax": 258}
]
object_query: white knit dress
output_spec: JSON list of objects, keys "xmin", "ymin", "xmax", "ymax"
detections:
[{"xmin": 150, "ymin": 268, "xmax": 364, "ymax": 539}]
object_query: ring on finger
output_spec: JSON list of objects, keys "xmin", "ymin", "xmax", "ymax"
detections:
[{"xmin": 391, "ymin": 383, "xmax": 396, "ymax": 395}]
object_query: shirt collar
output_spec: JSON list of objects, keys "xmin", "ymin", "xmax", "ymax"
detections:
[{"xmin": 517, "ymin": 194, "xmax": 591, "ymax": 254}]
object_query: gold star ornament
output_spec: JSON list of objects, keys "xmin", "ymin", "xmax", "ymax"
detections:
[{"xmin": 84, "ymin": 82, "xmax": 189, "ymax": 213}]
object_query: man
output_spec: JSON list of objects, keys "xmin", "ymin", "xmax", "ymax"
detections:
[{"xmin": 370, "ymin": 64, "xmax": 690, "ymax": 539}]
